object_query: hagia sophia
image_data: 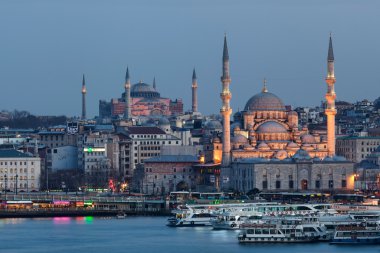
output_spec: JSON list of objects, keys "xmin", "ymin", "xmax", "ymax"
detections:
[{"xmin": 98, "ymin": 71, "xmax": 183, "ymax": 119}]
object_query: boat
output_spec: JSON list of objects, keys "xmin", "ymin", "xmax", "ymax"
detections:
[
  {"xmin": 238, "ymin": 217, "xmax": 330, "ymax": 243},
  {"xmin": 331, "ymin": 223, "xmax": 380, "ymax": 244},
  {"xmin": 167, "ymin": 205, "xmax": 217, "ymax": 227},
  {"xmin": 116, "ymin": 212, "xmax": 127, "ymax": 219},
  {"xmin": 211, "ymin": 211, "xmax": 264, "ymax": 230}
]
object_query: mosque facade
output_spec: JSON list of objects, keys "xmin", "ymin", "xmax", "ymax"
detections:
[
  {"xmin": 98, "ymin": 71, "xmax": 183, "ymax": 119},
  {"xmin": 215, "ymin": 36, "xmax": 355, "ymax": 192}
]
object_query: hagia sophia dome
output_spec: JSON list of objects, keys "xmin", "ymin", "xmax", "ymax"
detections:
[{"xmin": 122, "ymin": 81, "xmax": 161, "ymax": 99}]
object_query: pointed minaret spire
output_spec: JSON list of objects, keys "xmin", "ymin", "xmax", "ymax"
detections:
[
  {"xmin": 327, "ymin": 33, "xmax": 335, "ymax": 78},
  {"xmin": 125, "ymin": 67, "xmax": 130, "ymax": 83},
  {"xmin": 325, "ymin": 34, "xmax": 337, "ymax": 156},
  {"xmin": 223, "ymin": 34, "xmax": 229, "ymax": 61},
  {"xmin": 153, "ymin": 77, "xmax": 156, "ymax": 90},
  {"xmin": 191, "ymin": 68, "xmax": 198, "ymax": 113},
  {"xmin": 328, "ymin": 33, "xmax": 334, "ymax": 62},
  {"xmin": 222, "ymin": 34, "xmax": 230, "ymax": 80},
  {"xmin": 124, "ymin": 67, "xmax": 131, "ymax": 120},
  {"xmin": 220, "ymin": 35, "xmax": 232, "ymax": 191},
  {"xmin": 81, "ymin": 74, "xmax": 87, "ymax": 120}
]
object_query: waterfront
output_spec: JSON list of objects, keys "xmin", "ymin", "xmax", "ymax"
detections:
[{"xmin": 1, "ymin": 217, "xmax": 379, "ymax": 253}]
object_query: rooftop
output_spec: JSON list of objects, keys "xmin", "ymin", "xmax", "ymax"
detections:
[
  {"xmin": 127, "ymin": 126, "xmax": 166, "ymax": 135},
  {"xmin": 0, "ymin": 149, "xmax": 33, "ymax": 158}
]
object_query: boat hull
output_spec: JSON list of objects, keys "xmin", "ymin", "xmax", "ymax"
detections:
[{"xmin": 330, "ymin": 238, "xmax": 380, "ymax": 244}]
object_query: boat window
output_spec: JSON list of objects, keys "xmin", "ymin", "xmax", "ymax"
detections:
[
  {"xmin": 296, "ymin": 206, "xmax": 312, "ymax": 210},
  {"xmin": 262, "ymin": 229, "xmax": 269, "ymax": 234},
  {"xmin": 247, "ymin": 229, "xmax": 254, "ymax": 234},
  {"xmin": 270, "ymin": 229, "xmax": 277, "ymax": 234},
  {"xmin": 255, "ymin": 229, "xmax": 262, "ymax": 234}
]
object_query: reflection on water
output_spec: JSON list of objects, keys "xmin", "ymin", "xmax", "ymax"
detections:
[{"xmin": 1, "ymin": 217, "xmax": 378, "ymax": 253}]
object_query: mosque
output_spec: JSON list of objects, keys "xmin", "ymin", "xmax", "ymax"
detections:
[
  {"xmin": 98, "ymin": 70, "xmax": 183, "ymax": 119},
  {"xmin": 214, "ymin": 35, "xmax": 355, "ymax": 192}
]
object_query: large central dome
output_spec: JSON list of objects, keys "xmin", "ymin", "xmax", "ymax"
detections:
[
  {"xmin": 130, "ymin": 81, "xmax": 160, "ymax": 98},
  {"xmin": 244, "ymin": 89, "xmax": 285, "ymax": 111}
]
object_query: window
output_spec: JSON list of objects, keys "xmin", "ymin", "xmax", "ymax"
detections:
[
  {"xmin": 289, "ymin": 180, "xmax": 294, "ymax": 189},
  {"xmin": 328, "ymin": 180, "xmax": 334, "ymax": 189},
  {"xmin": 315, "ymin": 180, "xmax": 320, "ymax": 189},
  {"xmin": 275, "ymin": 180, "xmax": 281, "ymax": 189},
  {"xmin": 341, "ymin": 180, "xmax": 347, "ymax": 188},
  {"xmin": 262, "ymin": 181, "xmax": 268, "ymax": 189}
]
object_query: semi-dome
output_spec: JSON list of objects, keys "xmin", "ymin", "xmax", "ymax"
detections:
[
  {"xmin": 231, "ymin": 134, "xmax": 248, "ymax": 144},
  {"xmin": 244, "ymin": 90, "xmax": 285, "ymax": 111},
  {"xmin": 257, "ymin": 141, "xmax": 270, "ymax": 150},
  {"xmin": 257, "ymin": 121, "xmax": 288, "ymax": 133},
  {"xmin": 301, "ymin": 134, "xmax": 316, "ymax": 144},
  {"xmin": 286, "ymin": 141, "xmax": 299, "ymax": 149},
  {"xmin": 293, "ymin": 149, "xmax": 311, "ymax": 160}
]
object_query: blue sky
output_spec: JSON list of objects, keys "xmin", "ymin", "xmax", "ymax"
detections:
[{"xmin": 0, "ymin": 0, "xmax": 379, "ymax": 117}]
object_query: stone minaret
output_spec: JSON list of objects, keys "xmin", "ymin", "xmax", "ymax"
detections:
[
  {"xmin": 220, "ymin": 35, "xmax": 232, "ymax": 167},
  {"xmin": 192, "ymin": 68, "xmax": 198, "ymax": 113},
  {"xmin": 153, "ymin": 77, "xmax": 156, "ymax": 90},
  {"xmin": 124, "ymin": 67, "xmax": 131, "ymax": 120},
  {"xmin": 81, "ymin": 74, "xmax": 87, "ymax": 120},
  {"xmin": 325, "ymin": 34, "xmax": 337, "ymax": 156}
]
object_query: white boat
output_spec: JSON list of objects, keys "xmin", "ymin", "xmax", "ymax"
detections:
[
  {"xmin": 238, "ymin": 218, "xmax": 330, "ymax": 243},
  {"xmin": 319, "ymin": 211, "xmax": 380, "ymax": 232},
  {"xmin": 331, "ymin": 223, "xmax": 380, "ymax": 244},
  {"xmin": 211, "ymin": 211, "xmax": 264, "ymax": 230},
  {"xmin": 167, "ymin": 205, "xmax": 217, "ymax": 227},
  {"xmin": 116, "ymin": 212, "xmax": 127, "ymax": 219},
  {"xmin": 211, "ymin": 203, "xmax": 336, "ymax": 230}
]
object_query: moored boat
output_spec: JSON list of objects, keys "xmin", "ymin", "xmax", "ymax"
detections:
[
  {"xmin": 331, "ymin": 224, "xmax": 380, "ymax": 244},
  {"xmin": 238, "ymin": 217, "xmax": 329, "ymax": 243}
]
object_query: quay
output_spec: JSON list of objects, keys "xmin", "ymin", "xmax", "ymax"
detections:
[{"xmin": 0, "ymin": 193, "xmax": 172, "ymax": 218}]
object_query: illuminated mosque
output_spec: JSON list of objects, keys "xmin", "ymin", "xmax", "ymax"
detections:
[{"xmin": 214, "ymin": 35, "xmax": 354, "ymax": 192}]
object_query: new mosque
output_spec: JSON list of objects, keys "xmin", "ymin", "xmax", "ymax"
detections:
[{"xmin": 216, "ymin": 36, "xmax": 354, "ymax": 192}]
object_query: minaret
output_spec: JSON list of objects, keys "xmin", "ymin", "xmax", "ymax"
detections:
[
  {"xmin": 153, "ymin": 77, "xmax": 156, "ymax": 90},
  {"xmin": 325, "ymin": 34, "xmax": 337, "ymax": 156},
  {"xmin": 124, "ymin": 67, "xmax": 131, "ymax": 120},
  {"xmin": 220, "ymin": 35, "xmax": 232, "ymax": 168},
  {"xmin": 191, "ymin": 68, "xmax": 198, "ymax": 113},
  {"xmin": 81, "ymin": 74, "xmax": 86, "ymax": 120}
]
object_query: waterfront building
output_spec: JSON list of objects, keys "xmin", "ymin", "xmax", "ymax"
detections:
[
  {"xmin": 143, "ymin": 155, "xmax": 199, "ymax": 195},
  {"xmin": 336, "ymin": 136, "xmax": 380, "ymax": 163},
  {"xmin": 231, "ymin": 149, "xmax": 354, "ymax": 192},
  {"xmin": 0, "ymin": 149, "xmax": 41, "ymax": 192}
]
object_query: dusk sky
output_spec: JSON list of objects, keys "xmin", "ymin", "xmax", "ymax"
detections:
[{"xmin": 1, "ymin": 0, "xmax": 379, "ymax": 118}]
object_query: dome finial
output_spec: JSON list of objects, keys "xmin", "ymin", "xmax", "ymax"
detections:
[{"xmin": 262, "ymin": 78, "xmax": 268, "ymax": 93}]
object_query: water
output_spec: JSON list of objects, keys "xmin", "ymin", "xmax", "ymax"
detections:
[{"xmin": 1, "ymin": 217, "xmax": 379, "ymax": 253}]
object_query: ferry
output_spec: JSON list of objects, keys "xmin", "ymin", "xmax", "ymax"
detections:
[
  {"xmin": 319, "ymin": 211, "xmax": 380, "ymax": 232},
  {"xmin": 331, "ymin": 224, "xmax": 380, "ymax": 244},
  {"xmin": 239, "ymin": 203, "xmax": 336, "ymax": 217},
  {"xmin": 210, "ymin": 203, "xmax": 336, "ymax": 230},
  {"xmin": 167, "ymin": 205, "xmax": 217, "ymax": 227},
  {"xmin": 238, "ymin": 218, "xmax": 329, "ymax": 243},
  {"xmin": 211, "ymin": 211, "xmax": 263, "ymax": 230}
]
